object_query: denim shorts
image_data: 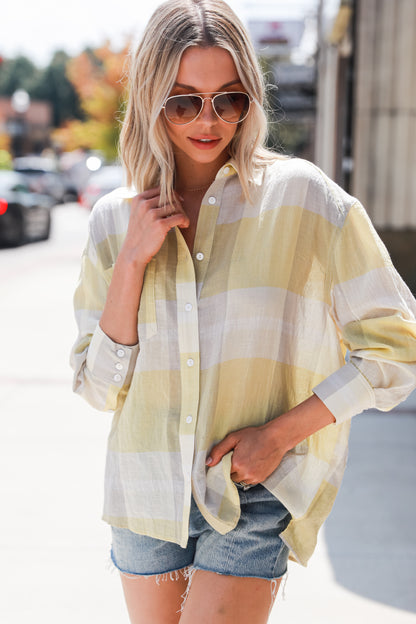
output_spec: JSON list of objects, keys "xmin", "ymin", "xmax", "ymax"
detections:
[{"xmin": 110, "ymin": 484, "xmax": 291, "ymax": 580}]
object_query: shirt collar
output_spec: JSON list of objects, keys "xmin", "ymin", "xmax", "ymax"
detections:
[
  {"xmin": 215, "ymin": 160, "xmax": 264, "ymax": 186},
  {"xmin": 118, "ymin": 160, "xmax": 264, "ymax": 199}
]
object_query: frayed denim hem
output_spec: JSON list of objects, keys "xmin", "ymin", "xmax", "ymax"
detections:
[
  {"xmin": 189, "ymin": 562, "xmax": 289, "ymax": 582},
  {"xmin": 108, "ymin": 549, "xmax": 289, "ymax": 617},
  {"xmin": 180, "ymin": 565, "xmax": 289, "ymax": 616},
  {"xmin": 108, "ymin": 547, "xmax": 192, "ymax": 586}
]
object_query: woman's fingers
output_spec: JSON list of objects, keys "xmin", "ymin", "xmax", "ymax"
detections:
[
  {"xmin": 121, "ymin": 188, "xmax": 189, "ymax": 265},
  {"xmin": 139, "ymin": 186, "xmax": 162, "ymax": 198},
  {"xmin": 206, "ymin": 425, "xmax": 288, "ymax": 485},
  {"xmin": 206, "ymin": 434, "xmax": 237, "ymax": 467},
  {"xmin": 131, "ymin": 190, "xmax": 187, "ymax": 220},
  {"xmin": 131, "ymin": 192, "xmax": 162, "ymax": 214},
  {"xmin": 164, "ymin": 212, "xmax": 190, "ymax": 229},
  {"xmin": 153, "ymin": 203, "xmax": 188, "ymax": 220}
]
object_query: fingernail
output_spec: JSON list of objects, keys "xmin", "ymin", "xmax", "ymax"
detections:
[{"xmin": 206, "ymin": 457, "xmax": 213, "ymax": 465}]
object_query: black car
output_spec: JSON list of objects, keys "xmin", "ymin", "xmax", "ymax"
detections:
[{"xmin": 0, "ymin": 170, "xmax": 53, "ymax": 246}]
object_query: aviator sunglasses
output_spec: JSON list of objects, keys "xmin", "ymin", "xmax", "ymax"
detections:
[{"xmin": 162, "ymin": 91, "xmax": 252, "ymax": 125}]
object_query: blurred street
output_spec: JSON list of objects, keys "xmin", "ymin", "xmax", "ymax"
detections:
[{"xmin": 0, "ymin": 203, "xmax": 415, "ymax": 623}]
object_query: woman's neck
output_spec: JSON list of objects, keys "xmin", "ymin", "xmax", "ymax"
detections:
[{"xmin": 174, "ymin": 152, "xmax": 230, "ymax": 192}]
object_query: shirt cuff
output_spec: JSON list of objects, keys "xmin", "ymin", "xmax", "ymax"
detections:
[
  {"xmin": 312, "ymin": 361, "xmax": 375, "ymax": 424},
  {"xmin": 86, "ymin": 324, "xmax": 139, "ymax": 388}
]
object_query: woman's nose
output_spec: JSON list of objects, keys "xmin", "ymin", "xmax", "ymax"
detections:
[{"xmin": 199, "ymin": 97, "xmax": 217, "ymax": 122}]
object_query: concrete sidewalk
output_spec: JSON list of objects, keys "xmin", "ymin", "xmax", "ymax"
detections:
[{"xmin": 0, "ymin": 204, "xmax": 415, "ymax": 623}]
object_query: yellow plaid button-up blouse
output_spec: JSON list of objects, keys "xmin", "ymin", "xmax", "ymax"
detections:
[{"xmin": 71, "ymin": 158, "xmax": 416, "ymax": 566}]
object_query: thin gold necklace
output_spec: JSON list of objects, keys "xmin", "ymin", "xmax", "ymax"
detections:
[{"xmin": 177, "ymin": 182, "xmax": 212, "ymax": 193}]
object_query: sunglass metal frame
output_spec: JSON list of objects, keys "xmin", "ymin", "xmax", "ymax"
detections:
[{"xmin": 162, "ymin": 91, "xmax": 252, "ymax": 125}]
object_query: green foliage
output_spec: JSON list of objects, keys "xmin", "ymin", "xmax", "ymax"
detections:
[
  {"xmin": 0, "ymin": 149, "xmax": 12, "ymax": 169},
  {"xmin": 31, "ymin": 51, "xmax": 84, "ymax": 126},
  {"xmin": 0, "ymin": 56, "xmax": 40, "ymax": 96},
  {"xmin": 0, "ymin": 52, "xmax": 83, "ymax": 127},
  {"xmin": 52, "ymin": 42, "xmax": 129, "ymax": 160}
]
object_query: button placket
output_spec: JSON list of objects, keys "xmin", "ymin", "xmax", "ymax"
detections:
[
  {"xmin": 192, "ymin": 179, "xmax": 225, "ymax": 290},
  {"xmin": 172, "ymin": 183, "xmax": 224, "ymax": 517}
]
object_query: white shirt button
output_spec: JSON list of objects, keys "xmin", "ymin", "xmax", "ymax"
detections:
[
  {"xmin": 115, "ymin": 362, "xmax": 123, "ymax": 371},
  {"xmin": 187, "ymin": 358, "xmax": 194, "ymax": 367},
  {"xmin": 208, "ymin": 196, "xmax": 216, "ymax": 205},
  {"xmin": 196, "ymin": 252, "xmax": 204, "ymax": 261},
  {"xmin": 185, "ymin": 415, "xmax": 193, "ymax": 424},
  {"xmin": 116, "ymin": 349, "xmax": 125, "ymax": 358},
  {"xmin": 185, "ymin": 303, "xmax": 193, "ymax": 312},
  {"xmin": 113, "ymin": 373, "xmax": 122, "ymax": 382},
  {"xmin": 223, "ymin": 166, "xmax": 230, "ymax": 174}
]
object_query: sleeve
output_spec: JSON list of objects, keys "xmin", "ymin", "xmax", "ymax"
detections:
[
  {"xmin": 69, "ymin": 216, "xmax": 139, "ymax": 412},
  {"xmin": 313, "ymin": 201, "xmax": 416, "ymax": 424}
]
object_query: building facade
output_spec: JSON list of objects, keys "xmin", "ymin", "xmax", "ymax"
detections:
[{"xmin": 315, "ymin": 0, "xmax": 416, "ymax": 291}]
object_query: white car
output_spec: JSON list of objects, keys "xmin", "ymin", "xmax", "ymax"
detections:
[{"xmin": 79, "ymin": 165, "xmax": 125, "ymax": 210}]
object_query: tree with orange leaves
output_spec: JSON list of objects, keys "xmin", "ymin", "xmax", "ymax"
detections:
[{"xmin": 53, "ymin": 41, "xmax": 130, "ymax": 160}]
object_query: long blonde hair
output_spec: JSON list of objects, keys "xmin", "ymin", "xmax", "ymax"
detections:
[{"xmin": 119, "ymin": 0, "xmax": 279, "ymax": 204}]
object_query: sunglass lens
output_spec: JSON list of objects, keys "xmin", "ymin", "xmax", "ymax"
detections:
[
  {"xmin": 213, "ymin": 92, "xmax": 250, "ymax": 122},
  {"xmin": 165, "ymin": 95, "xmax": 202, "ymax": 124}
]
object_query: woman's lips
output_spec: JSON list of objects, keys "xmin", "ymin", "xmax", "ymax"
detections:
[{"xmin": 188, "ymin": 136, "xmax": 222, "ymax": 150}]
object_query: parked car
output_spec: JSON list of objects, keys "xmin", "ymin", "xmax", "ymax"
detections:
[
  {"xmin": 14, "ymin": 155, "xmax": 67, "ymax": 204},
  {"xmin": 79, "ymin": 165, "xmax": 125, "ymax": 210},
  {"xmin": 0, "ymin": 170, "xmax": 53, "ymax": 246},
  {"xmin": 59, "ymin": 150, "xmax": 104, "ymax": 200}
]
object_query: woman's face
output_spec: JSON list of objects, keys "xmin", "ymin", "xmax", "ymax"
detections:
[{"xmin": 164, "ymin": 46, "xmax": 245, "ymax": 173}]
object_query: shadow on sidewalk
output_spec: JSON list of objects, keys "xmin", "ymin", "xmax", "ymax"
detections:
[{"xmin": 324, "ymin": 400, "xmax": 416, "ymax": 613}]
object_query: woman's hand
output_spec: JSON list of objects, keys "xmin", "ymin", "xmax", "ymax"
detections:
[
  {"xmin": 206, "ymin": 423, "xmax": 289, "ymax": 485},
  {"xmin": 120, "ymin": 187, "xmax": 190, "ymax": 267},
  {"xmin": 206, "ymin": 395, "xmax": 336, "ymax": 485},
  {"xmin": 99, "ymin": 187, "xmax": 189, "ymax": 346}
]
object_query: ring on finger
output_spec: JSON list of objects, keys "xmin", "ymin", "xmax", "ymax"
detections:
[{"xmin": 238, "ymin": 480, "xmax": 249, "ymax": 487}]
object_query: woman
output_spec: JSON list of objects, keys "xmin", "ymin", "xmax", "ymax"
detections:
[{"xmin": 70, "ymin": 1, "xmax": 416, "ymax": 622}]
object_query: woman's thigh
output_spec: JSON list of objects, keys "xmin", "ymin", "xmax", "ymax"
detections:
[
  {"xmin": 180, "ymin": 569, "xmax": 280, "ymax": 624},
  {"xmin": 111, "ymin": 485, "xmax": 291, "ymax": 622},
  {"xmin": 120, "ymin": 571, "xmax": 188, "ymax": 624},
  {"xmin": 111, "ymin": 526, "xmax": 196, "ymax": 623}
]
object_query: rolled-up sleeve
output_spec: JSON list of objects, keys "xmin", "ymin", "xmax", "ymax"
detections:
[
  {"xmin": 313, "ymin": 201, "xmax": 416, "ymax": 424},
  {"xmin": 70, "ymin": 212, "xmax": 139, "ymax": 412}
]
